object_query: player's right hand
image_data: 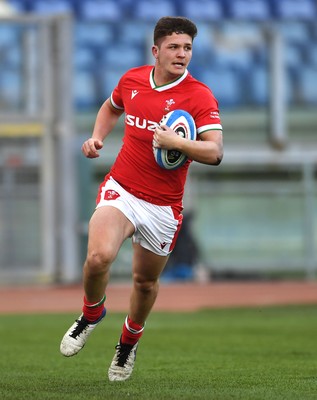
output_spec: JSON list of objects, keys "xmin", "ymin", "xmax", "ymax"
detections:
[{"xmin": 81, "ymin": 138, "xmax": 104, "ymax": 158}]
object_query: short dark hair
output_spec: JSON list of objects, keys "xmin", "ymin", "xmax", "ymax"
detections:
[{"xmin": 153, "ymin": 16, "xmax": 198, "ymax": 45}]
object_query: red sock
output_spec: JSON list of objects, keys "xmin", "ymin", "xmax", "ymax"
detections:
[
  {"xmin": 121, "ymin": 316, "xmax": 144, "ymax": 345},
  {"xmin": 82, "ymin": 294, "xmax": 106, "ymax": 323}
]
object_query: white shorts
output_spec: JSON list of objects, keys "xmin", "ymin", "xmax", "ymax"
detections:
[{"xmin": 96, "ymin": 176, "xmax": 183, "ymax": 256}]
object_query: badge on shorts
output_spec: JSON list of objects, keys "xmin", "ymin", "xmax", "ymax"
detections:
[{"xmin": 104, "ymin": 190, "xmax": 120, "ymax": 200}]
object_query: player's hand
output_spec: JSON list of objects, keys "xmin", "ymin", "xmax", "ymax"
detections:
[
  {"xmin": 153, "ymin": 125, "xmax": 179, "ymax": 150},
  {"xmin": 81, "ymin": 138, "xmax": 103, "ymax": 158}
]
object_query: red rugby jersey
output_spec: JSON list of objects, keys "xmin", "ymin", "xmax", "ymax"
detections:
[{"xmin": 109, "ymin": 65, "xmax": 222, "ymax": 208}]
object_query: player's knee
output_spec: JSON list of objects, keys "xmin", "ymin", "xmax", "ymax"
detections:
[
  {"xmin": 85, "ymin": 248, "xmax": 115, "ymax": 276},
  {"xmin": 133, "ymin": 273, "xmax": 158, "ymax": 295}
]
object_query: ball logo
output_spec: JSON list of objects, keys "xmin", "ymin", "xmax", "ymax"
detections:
[{"xmin": 153, "ymin": 110, "xmax": 196, "ymax": 170}]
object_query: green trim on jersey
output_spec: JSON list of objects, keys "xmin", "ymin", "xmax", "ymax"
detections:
[{"xmin": 149, "ymin": 68, "xmax": 189, "ymax": 92}]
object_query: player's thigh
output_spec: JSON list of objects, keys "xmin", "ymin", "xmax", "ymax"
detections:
[
  {"xmin": 132, "ymin": 242, "xmax": 169, "ymax": 282},
  {"xmin": 87, "ymin": 206, "xmax": 135, "ymax": 260}
]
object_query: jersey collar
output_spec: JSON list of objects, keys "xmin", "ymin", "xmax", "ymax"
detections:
[{"xmin": 149, "ymin": 68, "xmax": 188, "ymax": 92}]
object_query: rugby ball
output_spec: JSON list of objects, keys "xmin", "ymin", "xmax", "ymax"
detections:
[{"xmin": 153, "ymin": 109, "xmax": 196, "ymax": 170}]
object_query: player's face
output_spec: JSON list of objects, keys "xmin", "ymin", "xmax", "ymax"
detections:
[{"xmin": 153, "ymin": 33, "xmax": 193, "ymax": 82}]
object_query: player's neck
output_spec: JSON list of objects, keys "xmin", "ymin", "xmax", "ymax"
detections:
[{"xmin": 153, "ymin": 66, "xmax": 183, "ymax": 87}]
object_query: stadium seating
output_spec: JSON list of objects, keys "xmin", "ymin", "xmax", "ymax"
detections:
[
  {"xmin": 6, "ymin": 0, "xmax": 27, "ymax": 12},
  {"xmin": 0, "ymin": 69, "xmax": 22, "ymax": 109},
  {"xmin": 28, "ymin": 0, "xmax": 74, "ymax": 15},
  {"xmin": 189, "ymin": 22, "xmax": 216, "ymax": 64},
  {"xmin": 200, "ymin": 67, "xmax": 242, "ymax": 107},
  {"xmin": 214, "ymin": 46, "xmax": 254, "ymax": 74},
  {"xmin": 284, "ymin": 43, "xmax": 304, "ymax": 73},
  {"xmin": 247, "ymin": 66, "xmax": 268, "ymax": 105},
  {"xmin": 299, "ymin": 66, "xmax": 317, "ymax": 103},
  {"xmin": 0, "ymin": 24, "xmax": 20, "ymax": 48},
  {"xmin": 277, "ymin": 22, "xmax": 310, "ymax": 46},
  {"xmin": 77, "ymin": 0, "xmax": 121, "ymax": 21},
  {"xmin": 73, "ymin": 70, "xmax": 98, "ymax": 109},
  {"xmin": 225, "ymin": 0, "xmax": 271, "ymax": 20},
  {"xmin": 180, "ymin": 0, "xmax": 224, "ymax": 21},
  {"xmin": 272, "ymin": 0, "xmax": 317, "ymax": 20},
  {"xmin": 118, "ymin": 21, "xmax": 152, "ymax": 46},
  {"xmin": 309, "ymin": 43, "xmax": 317, "ymax": 67},
  {"xmin": 100, "ymin": 68, "xmax": 128, "ymax": 99},
  {"xmin": 131, "ymin": 0, "xmax": 176, "ymax": 21},
  {"xmin": 101, "ymin": 43, "xmax": 144, "ymax": 69},
  {"xmin": 74, "ymin": 46, "xmax": 96, "ymax": 70},
  {"xmin": 247, "ymin": 64, "xmax": 295, "ymax": 106},
  {"xmin": 2, "ymin": 0, "xmax": 317, "ymax": 110},
  {"xmin": 75, "ymin": 22, "xmax": 114, "ymax": 49}
]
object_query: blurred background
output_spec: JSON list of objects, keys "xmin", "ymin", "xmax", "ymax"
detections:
[{"xmin": 0, "ymin": 0, "xmax": 316, "ymax": 285}]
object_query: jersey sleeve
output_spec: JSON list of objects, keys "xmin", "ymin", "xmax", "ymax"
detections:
[
  {"xmin": 192, "ymin": 85, "xmax": 222, "ymax": 135},
  {"xmin": 110, "ymin": 75, "xmax": 125, "ymax": 111}
]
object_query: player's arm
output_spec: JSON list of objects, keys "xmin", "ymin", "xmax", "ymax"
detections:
[
  {"xmin": 154, "ymin": 127, "xmax": 223, "ymax": 165},
  {"xmin": 180, "ymin": 129, "xmax": 223, "ymax": 165},
  {"xmin": 82, "ymin": 98, "xmax": 124, "ymax": 158}
]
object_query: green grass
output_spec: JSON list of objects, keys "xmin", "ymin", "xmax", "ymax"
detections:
[{"xmin": 0, "ymin": 306, "xmax": 317, "ymax": 400}]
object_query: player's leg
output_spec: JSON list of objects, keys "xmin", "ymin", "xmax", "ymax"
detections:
[
  {"xmin": 108, "ymin": 243, "xmax": 168, "ymax": 381},
  {"xmin": 129, "ymin": 243, "xmax": 168, "ymax": 324},
  {"xmin": 83, "ymin": 206, "xmax": 134, "ymax": 303},
  {"xmin": 60, "ymin": 206, "xmax": 134, "ymax": 357}
]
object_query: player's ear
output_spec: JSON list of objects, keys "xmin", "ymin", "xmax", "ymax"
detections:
[{"xmin": 152, "ymin": 45, "xmax": 159, "ymax": 59}]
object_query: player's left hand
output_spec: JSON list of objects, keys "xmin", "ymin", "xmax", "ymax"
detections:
[{"xmin": 153, "ymin": 125, "xmax": 180, "ymax": 150}]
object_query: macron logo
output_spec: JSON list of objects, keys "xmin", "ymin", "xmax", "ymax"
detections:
[
  {"xmin": 131, "ymin": 90, "xmax": 139, "ymax": 99},
  {"xmin": 160, "ymin": 242, "xmax": 168, "ymax": 250}
]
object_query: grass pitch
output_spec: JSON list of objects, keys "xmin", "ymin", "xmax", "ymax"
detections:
[{"xmin": 0, "ymin": 305, "xmax": 316, "ymax": 400}]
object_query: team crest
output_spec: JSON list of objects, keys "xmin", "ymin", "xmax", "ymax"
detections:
[{"xmin": 164, "ymin": 98, "xmax": 175, "ymax": 112}]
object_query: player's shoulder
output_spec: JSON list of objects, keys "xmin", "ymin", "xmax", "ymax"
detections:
[{"xmin": 185, "ymin": 72, "xmax": 213, "ymax": 94}]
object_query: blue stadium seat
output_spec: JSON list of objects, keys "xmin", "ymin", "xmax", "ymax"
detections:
[
  {"xmin": 200, "ymin": 67, "xmax": 242, "ymax": 107},
  {"xmin": 29, "ymin": 0, "xmax": 75, "ymax": 15},
  {"xmin": 74, "ymin": 46, "xmax": 96, "ymax": 69},
  {"xmin": 75, "ymin": 22, "xmax": 114, "ymax": 48},
  {"xmin": 118, "ymin": 21, "xmax": 152, "ymax": 46},
  {"xmin": 0, "ymin": 25, "xmax": 20, "ymax": 47},
  {"xmin": 3, "ymin": 46, "xmax": 22, "ymax": 69},
  {"xmin": 298, "ymin": 67, "xmax": 317, "ymax": 103},
  {"xmin": 214, "ymin": 46, "xmax": 254, "ymax": 73},
  {"xmin": 272, "ymin": 0, "xmax": 317, "ymax": 20},
  {"xmin": 248, "ymin": 65, "xmax": 294, "ymax": 105},
  {"xmin": 101, "ymin": 43, "xmax": 144, "ymax": 69},
  {"xmin": 248, "ymin": 66, "xmax": 268, "ymax": 105},
  {"xmin": 0, "ymin": 69, "xmax": 22, "ymax": 109},
  {"xmin": 132, "ymin": 0, "xmax": 176, "ymax": 21},
  {"xmin": 226, "ymin": 0, "xmax": 271, "ymax": 20},
  {"xmin": 7, "ymin": 0, "xmax": 28, "ymax": 12},
  {"xmin": 100, "ymin": 68, "xmax": 128, "ymax": 98},
  {"xmin": 78, "ymin": 0, "xmax": 121, "ymax": 21},
  {"xmin": 277, "ymin": 22, "xmax": 310, "ymax": 45},
  {"xmin": 73, "ymin": 70, "xmax": 98, "ymax": 109},
  {"xmin": 0, "ymin": 26, "xmax": 22, "ymax": 68},
  {"xmin": 284, "ymin": 43, "xmax": 304, "ymax": 72},
  {"xmin": 216, "ymin": 22, "xmax": 265, "ymax": 67},
  {"xmin": 308, "ymin": 43, "xmax": 317, "ymax": 67},
  {"xmin": 112, "ymin": 0, "xmax": 134, "ymax": 14},
  {"xmin": 189, "ymin": 23, "xmax": 216, "ymax": 65},
  {"xmin": 210, "ymin": 23, "xmax": 263, "ymax": 73},
  {"xmin": 218, "ymin": 21, "xmax": 264, "ymax": 44},
  {"xmin": 181, "ymin": 0, "xmax": 224, "ymax": 21}
]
